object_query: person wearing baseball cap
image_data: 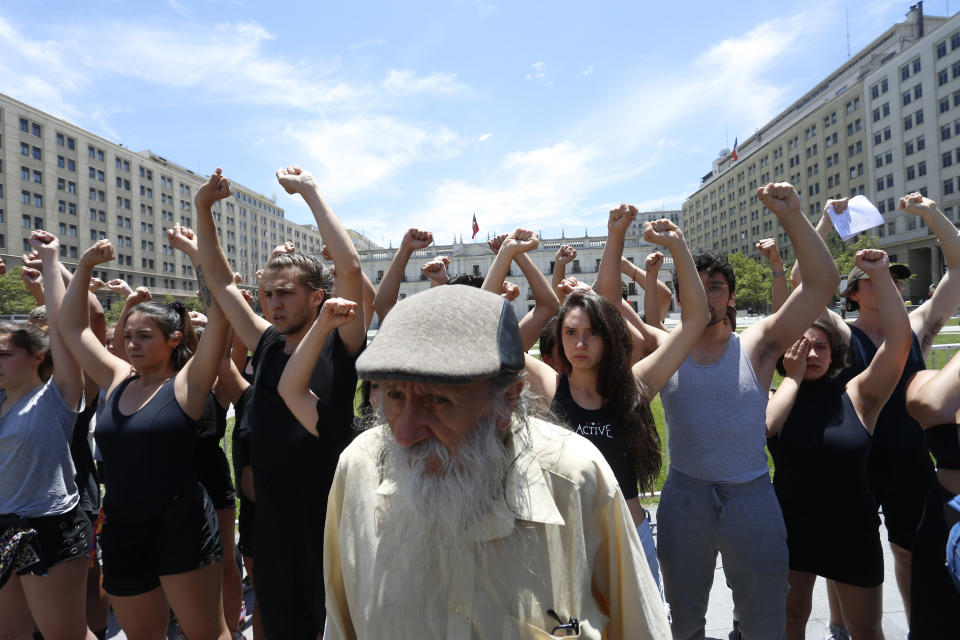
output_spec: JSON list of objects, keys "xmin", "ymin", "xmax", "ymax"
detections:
[
  {"xmin": 840, "ymin": 262, "xmax": 912, "ymax": 311},
  {"xmin": 284, "ymin": 284, "xmax": 668, "ymax": 639}
]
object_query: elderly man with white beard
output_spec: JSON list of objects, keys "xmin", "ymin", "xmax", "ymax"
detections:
[{"xmin": 319, "ymin": 284, "xmax": 669, "ymax": 640}]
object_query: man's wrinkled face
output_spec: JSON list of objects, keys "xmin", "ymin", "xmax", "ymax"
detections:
[{"xmin": 379, "ymin": 379, "xmax": 500, "ymax": 472}]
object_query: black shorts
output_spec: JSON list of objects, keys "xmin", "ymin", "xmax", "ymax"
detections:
[
  {"xmin": 196, "ymin": 444, "xmax": 236, "ymax": 511},
  {"xmin": 16, "ymin": 507, "xmax": 92, "ymax": 576},
  {"xmin": 237, "ymin": 496, "xmax": 255, "ymax": 559},
  {"xmin": 868, "ymin": 446, "xmax": 938, "ymax": 550},
  {"xmin": 100, "ymin": 484, "xmax": 223, "ymax": 597},
  {"xmin": 784, "ymin": 511, "xmax": 884, "ymax": 588},
  {"xmin": 909, "ymin": 485, "xmax": 960, "ymax": 638}
]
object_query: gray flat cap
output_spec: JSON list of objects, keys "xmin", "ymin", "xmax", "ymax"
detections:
[{"xmin": 357, "ymin": 285, "xmax": 524, "ymax": 384}]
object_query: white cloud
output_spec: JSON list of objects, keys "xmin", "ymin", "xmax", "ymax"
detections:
[
  {"xmin": 577, "ymin": 65, "xmax": 594, "ymax": 78},
  {"xmin": 477, "ymin": 133, "xmax": 492, "ymax": 142},
  {"xmin": 284, "ymin": 116, "xmax": 462, "ymax": 198},
  {"xmin": 525, "ymin": 61, "xmax": 547, "ymax": 84},
  {"xmin": 383, "ymin": 69, "xmax": 467, "ymax": 97}
]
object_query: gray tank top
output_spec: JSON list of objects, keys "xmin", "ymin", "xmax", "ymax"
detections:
[{"xmin": 660, "ymin": 333, "xmax": 770, "ymax": 483}]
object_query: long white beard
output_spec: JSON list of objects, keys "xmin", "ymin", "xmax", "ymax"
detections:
[{"xmin": 377, "ymin": 412, "xmax": 513, "ymax": 556}]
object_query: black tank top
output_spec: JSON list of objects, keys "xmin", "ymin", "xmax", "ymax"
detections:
[
  {"xmin": 842, "ymin": 325, "xmax": 927, "ymax": 450},
  {"xmin": 767, "ymin": 377, "xmax": 878, "ymax": 522},
  {"xmin": 927, "ymin": 424, "xmax": 960, "ymax": 470},
  {"xmin": 71, "ymin": 397, "xmax": 100, "ymax": 514},
  {"xmin": 95, "ymin": 376, "xmax": 198, "ymax": 522},
  {"xmin": 550, "ymin": 375, "xmax": 639, "ymax": 500}
]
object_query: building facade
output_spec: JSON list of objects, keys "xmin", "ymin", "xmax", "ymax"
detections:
[
  {"xmin": 683, "ymin": 5, "xmax": 960, "ymax": 302},
  {"xmin": 356, "ymin": 209, "xmax": 681, "ymax": 329},
  {"xmin": 0, "ymin": 93, "xmax": 328, "ymax": 301}
]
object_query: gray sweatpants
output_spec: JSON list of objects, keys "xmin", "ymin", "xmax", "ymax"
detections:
[{"xmin": 657, "ymin": 469, "xmax": 788, "ymax": 640}]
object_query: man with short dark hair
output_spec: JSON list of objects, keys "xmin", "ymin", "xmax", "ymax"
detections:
[
  {"xmin": 657, "ymin": 183, "xmax": 839, "ymax": 640},
  {"xmin": 196, "ymin": 166, "xmax": 366, "ymax": 638},
  {"xmin": 323, "ymin": 285, "xmax": 669, "ymax": 640}
]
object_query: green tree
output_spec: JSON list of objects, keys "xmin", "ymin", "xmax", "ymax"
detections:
[
  {"xmin": 0, "ymin": 268, "xmax": 43, "ymax": 315},
  {"xmin": 728, "ymin": 252, "xmax": 771, "ymax": 312},
  {"xmin": 832, "ymin": 233, "xmax": 879, "ymax": 277}
]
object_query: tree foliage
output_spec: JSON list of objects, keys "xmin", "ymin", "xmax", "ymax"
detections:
[
  {"xmin": 727, "ymin": 252, "xmax": 771, "ymax": 312},
  {"xmin": 0, "ymin": 268, "xmax": 43, "ymax": 315}
]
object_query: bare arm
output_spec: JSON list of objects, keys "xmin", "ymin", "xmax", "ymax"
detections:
[
  {"xmin": 744, "ymin": 183, "xmax": 840, "ymax": 388},
  {"xmin": 516, "ymin": 251, "xmax": 560, "ymax": 351},
  {"xmin": 59, "ymin": 240, "xmax": 133, "ymax": 395},
  {"xmin": 278, "ymin": 298, "xmax": 357, "ymax": 434},
  {"xmin": 20, "ymin": 267, "xmax": 44, "ymax": 305},
  {"xmin": 167, "ymin": 223, "xmax": 232, "ymax": 420},
  {"xmin": 421, "ymin": 256, "xmax": 450, "ymax": 287},
  {"xmin": 899, "ymin": 193, "xmax": 960, "ymax": 352},
  {"xmin": 32, "ymin": 232, "xmax": 84, "ymax": 409},
  {"xmin": 278, "ymin": 166, "xmax": 365, "ymax": 356},
  {"xmin": 552, "ymin": 245, "xmax": 576, "ymax": 302},
  {"xmin": 631, "ymin": 219, "xmax": 710, "ymax": 395},
  {"xmin": 765, "ymin": 339, "xmax": 806, "ymax": 437},
  {"xmin": 374, "ymin": 228, "xmax": 433, "ymax": 320},
  {"xmin": 756, "ymin": 238, "xmax": 788, "ymax": 313},
  {"xmin": 907, "ymin": 350, "xmax": 960, "ymax": 426},
  {"xmin": 195, "ymin": 169, "xmax": 271, "ymax": 351},
  {"xmin": 637, "ymin": 253, "xmax": 668, "ymax": 330},
  {"xmin": 846, "ymin": 251, "xmax": 913, "ymax": 433},
  {"xmin": 790, "ymin": 202, "xmax": 837, "ymax": 289}
]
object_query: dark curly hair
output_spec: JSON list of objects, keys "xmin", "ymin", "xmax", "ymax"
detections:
[
  {"xmin": 776, "ymin": 318, "xmax": 850, "ymax": 380},
  {"xmin": 555, "ymin": 290, "xmax": 662, "ymax": 494}
]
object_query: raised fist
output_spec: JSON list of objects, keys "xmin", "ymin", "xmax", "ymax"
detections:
[{"xmin": 196, "ymin": 168, "xmax": 231, "ymax": 210}]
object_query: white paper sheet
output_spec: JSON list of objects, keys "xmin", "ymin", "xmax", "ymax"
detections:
[{"xmin": 825, "ymin": 195, "xmax": 885, "ymax": 241}]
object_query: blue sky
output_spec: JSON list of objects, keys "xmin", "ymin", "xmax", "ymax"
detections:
[{"xmin": 0, "ymin": 0, "xmax": 941, "ymax": 247}]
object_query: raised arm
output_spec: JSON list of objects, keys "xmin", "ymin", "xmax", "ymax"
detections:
[
  {"xmin": 278, "ymin": 298, "xmax": 357, "ymax": 434},
  {"xmin": 20, "ymin": 266, "xmax": 44, "ymax": 305},
  {"xmin": 639, "ymin": 253, "xmax": 668, "ymax": 329},
  {"xmin": 631, "ymin": 220, "xmax": 709, "ymax": 395},
  {"xmin": 421, "ymin": 256, "xmax": 450, "ymax": 287},
  {"xmin": 756, "ymin": 238, "xmax": 788, "ymax": 313},
  {"xmin": 481, "ymin": 229, "xmax": 538, "ymax": 295},
  {"xmin": 745, "ymin": 183, "xmax": 840, "ymax": 384},
  {"xmin": 765, "ymin": 337, "xmax": 807, "ymax": 437},
  {"xmin": 907, "ymin": 349, "xmax": 960, "ymax": 426},
  {"xmin": 167, "ymin": 221, "xmax": 232, "ymax": 420},
  {"xmin": 277, "ymin": 166, "xmax": 365, "ymax": 356},
  {"xmin": 196, "ymin": 169, "xmax": 271, "ymax": 351},
  {"xmin": 59, "ymin": 240, "xmax": 132, "ymax": 394},
  {"xmin": 846, "ymin": 250, "xmax": 912, "ymax": 433},
  {"xmin": 31, "ymin": 231, "xmax": 83, "ymax": 409},
  {"xmin": 374, "ymin": 228, "xmax": 433, "ymax": 320},
  {"xmin": 552, "ymin": 245, "xmax": 576, "ymax": 302},
  {"xmin": 790, "ymin": 200, "xmax": 839, "ymax": 289},
  {"xmin": 898, "ymin": 193, "xmax": 960, "ymax": 352},
  {"xmin": 515, "ymin": 250, "xmax": 560, "ymax": 351},
  {"xmin": 598, "ymin": 207, "xmax": 669, "ymax": 359}
]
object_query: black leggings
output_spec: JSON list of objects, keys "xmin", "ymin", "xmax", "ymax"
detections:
[{"xmin": 909, "ymin": 484, "xmax": 960, "ymax": 639}]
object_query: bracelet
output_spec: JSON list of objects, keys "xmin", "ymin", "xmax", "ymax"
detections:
[{"xmin": 771, "ymin": 269, "xmax": 786, "ymax": 278}]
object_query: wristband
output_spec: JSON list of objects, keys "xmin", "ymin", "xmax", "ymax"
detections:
[{"xmin": 771, "ymin": 269, "xmax": 786, "ymax": 278}]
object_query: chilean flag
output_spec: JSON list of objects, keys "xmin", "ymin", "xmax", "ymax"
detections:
[
  {"xmin": 472, "ymin": 213, "xmax": 479, "ymax": 239},
  {"xmin": 731, "ymin": 138, "xmax": 739, "ymax": 162}
]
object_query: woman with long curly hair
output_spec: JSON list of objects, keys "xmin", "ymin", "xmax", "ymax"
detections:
[{"xmin": 524, "ymin": 212, "xmax": 708, "ymax": 589}]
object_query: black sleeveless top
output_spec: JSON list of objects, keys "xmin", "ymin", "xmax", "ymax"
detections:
[
  {"xmin": 550, "ymin": 375, "xmax": 639, "ymax": 500},
  {"xmin": 927, "ymin": 424, "xmax": 960, "ymax": 470},
  {"xmin": 841, "ymin": 325, "xmax": 927, "ymax": 450},
  {"xmin": 95, "ymin": 376, "xmax": 199, "ymax": 522},
  {"xmin": 71, "ymin": 397, "xmax": 101, "ymax": 514},
  {"xmin": 767, "ymin": 377, "xmax": 878, "ymax": 523}
]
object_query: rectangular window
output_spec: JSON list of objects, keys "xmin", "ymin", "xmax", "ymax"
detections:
[
  {"xmin": 903, "ymin": 91, "xmax": 912, "ymax": 106},
  {"xmin": 919, "ymin": 161, "xmax": 927, "ymax": 176},
  {"xmin": 940, "ymin": 69, "xmax": 949, "ymax": 86}
]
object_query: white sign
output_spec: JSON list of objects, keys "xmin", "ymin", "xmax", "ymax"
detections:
[{"xmin": 826, "ymin": 195, "xmax": 885, "ymax": 241}]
